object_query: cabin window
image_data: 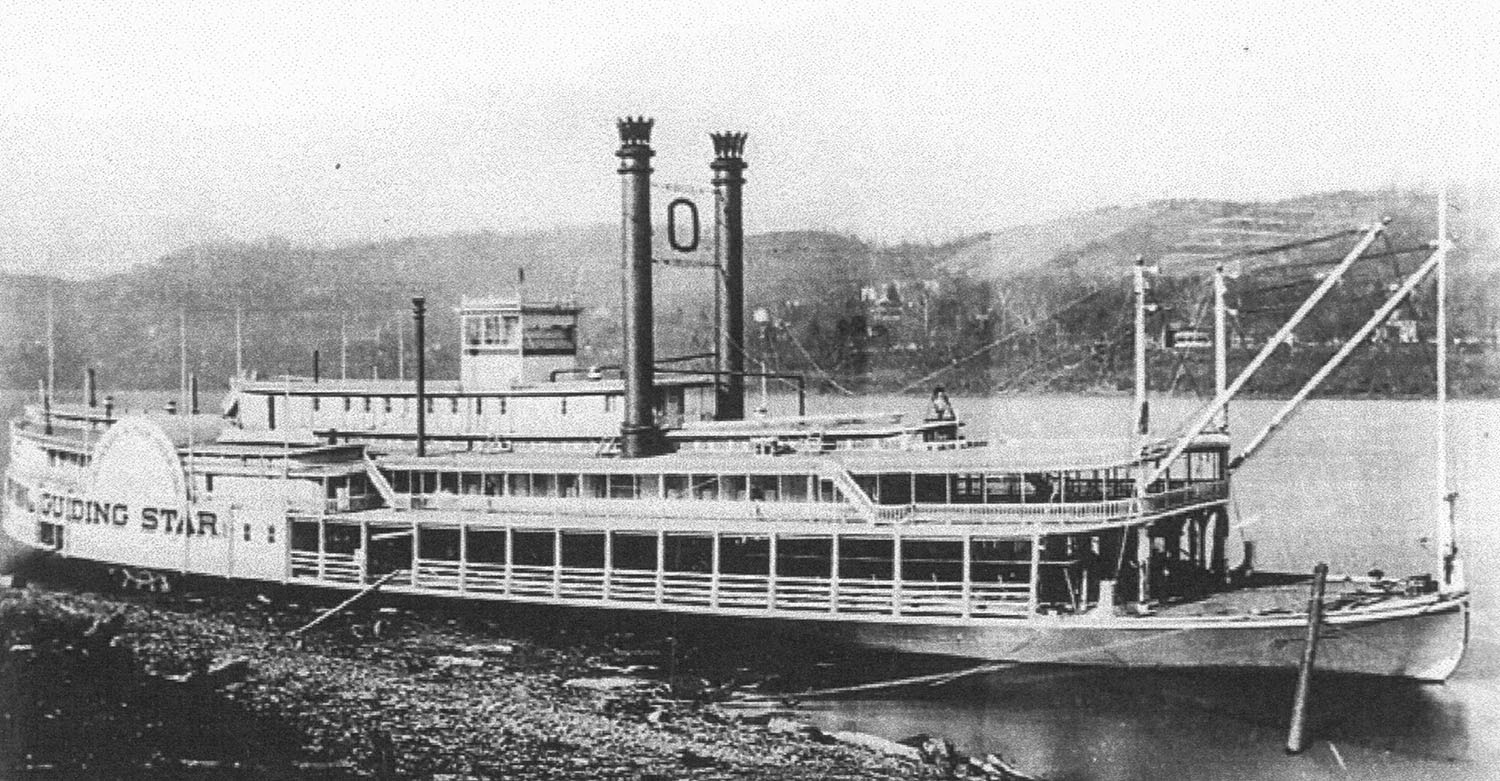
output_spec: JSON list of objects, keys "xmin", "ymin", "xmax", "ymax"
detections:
[
  {"xmin": 483, "ymin": 474, "xmax": 504, "ymax": 496},
  {"xmin": 776, "ymin": 536, "xmax": 832, "ymax": 578},
  {"xmin": 604, "ymin": 395, "xmax": 613, "ymax": 412},
  {"xmin": 467, "ymin": 529, "xmax": 507, "ymax": 565},
  {"xmin": 580, "ymin": 474, "xmax": 606, "ymax": 498},
  {"xmin": 721, "ymin": 475, "xmax": 747, "ymax": 501},
  {"xmin": 719, "ymin": 536, "xmax": 769, "ymax": 575},
  {"xmin": 913, "ymin": 474, "xmax": 945, "ymax": 503},
  {"xmin": 440, "ymin": 472, "xmax": 458, "ymax": 494},
  {"xmin": 418, "ymin": 527, "xmax": 460, "ymax": 561},
  {"xmin": 312, "ymin": 396, "xmax": 321, "ymax": 412},
  {"xmin": 533, "ymin": 473, "xmax": 558, "ymax": 497},
  {"xmin": 384, "ymin": 397, "xmax": 393, "ymax": 414},
  {"xmin": 877, "ymin": 473, "xmax": 912, "ymax": 505},
  {"xmin": 778, "ymin": 475, "xmax": 809, "ymax": 502},
  {"xmin": 560, "ymin": 398, "xmax": 568, "ymax": 416},
  {"xmin": 426, "ymin": 398, "xmax": 435, "ymax": 413},
  {"xmin": 325, "ymin": 523, "xmax": 361, "ymax": 555},
  {"xmin": 686, "ymin": 474, "xmax": 716, "ymax": 500},
  {"xmin": 970, "ymin": 539, "xmax": 1031, "ymax": 584},
  {"xmin": 243, "ymin": 523, "xmax": 252, "ymax": 542},
  {"xmin": 817, "ymin": 478, "xmax": 838, "ymax": 503},
  {"xmin": 499, "ymin": 398, "xmax": 507, "ymax": 415},
  {"xmin": 839, "ymin": 537, "xmax": 893, "ymax": 580},
  {"xmin": 418, "ymin": 472, "xmax": 438, "ymax": 495},
  {"xmin": 267, "ymin": 524, "xmax": 276, "ymax": 545},
  {"xmin": 1189, "ymin": 451, "xmax": 1223, "ymax": 481},
  {"xmin": 853, "ymin": 474, "xmax": 877, "ymax": 499},
  {"xmin": 511, "ymin": 530, "xmax": 554, "ymax": 566},
  {"xmin": 474, "ymin": 398, "xmax": 482, "ymax": 415},
  {"xmin": 450, "ymin": 397, "xmax": 459, "ymax": 414},
  {"xmin": 557, "ymin": 473, "xmax": 578, "ymax": 497},
  {"xmin": 636, "ymin": 474, "xmax": 661, "ymax": 498},
  {"xmin": 664, "ymin": 474, "xmax": 689, "ymax": 499},
  {"xmin": 391, "ymin": 471, "xmax": 410, "ymax": 493},
  {"xmin": 203, "ymin": 474, "xmax": 215, "ymax": 493},
  {"xmin": 291, "ymin": 521, "xmax": 318, "ymax": 551},
  {"xmin": 607, "ymin": 474, "xmax": 636, "ymax": 499},
  {"xmin": 560, "ymin": 531, "xmax": 605, "ymax": 568},
  {"xmin": 749, "ymin": 475, "xmax": 777, "ymax": 501},
  {"xmin": 506, "ymin": 473, "xmax": 530, "ymax": 497},
  {"xmin": 611, "ymin": 532, "xmax": 657, "ymax": 571},
  {"xmin": 901, "ymin": 539, "xmax": 963, "ymax": 582},
  {"xmin": 364, "ymin": 397, "xmax": 372, "ymax": 412},
  {"xmin": 460, "ymin": 473, "xmax": 482, "ymax": 495},
  {"xmin": 665, "ymin": 534, "xmax": 712, "ymax": 573},
  {"xmin": 344, "ymin": 397, "xmax": 352, "ymax": 412}
]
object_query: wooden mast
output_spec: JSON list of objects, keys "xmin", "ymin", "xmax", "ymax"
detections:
[
  {"xmin": 1214, "ymin": 264, "xmax": 1228, "ymax": 431},
  {"xmin": 1436, "ymin": 190, "xmax": 1461, "ymax": 591}
]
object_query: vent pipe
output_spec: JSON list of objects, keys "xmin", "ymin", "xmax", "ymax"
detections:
[
  {"xmin": 711, "ymin": 131, "xmax": 748, "ymax": 420},
  {"xmin": 413, "ymin": 297, "xmax": 427, "ymax": 457},
  {"xmin": 85, "ymin": 368, "xmax": 97, "ymax": 408},
  {"xmin": 617, "ymin": 116, "xmax": 658, "ymax": 457}
]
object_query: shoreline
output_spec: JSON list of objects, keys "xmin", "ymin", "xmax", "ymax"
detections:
[{"xmin": 0, "ymin": 575, "xmax": 1038, "ymax": 779}]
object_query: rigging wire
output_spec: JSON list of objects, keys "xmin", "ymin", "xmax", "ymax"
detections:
[{"xmin": 893, "ymin": 277, "xmax": 1127, "ymax": 394}]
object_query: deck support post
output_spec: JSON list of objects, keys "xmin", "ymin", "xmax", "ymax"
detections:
[
  {"xmin": 1286, "ymin": 562, "xmax": 1329, "ymax": 754},
  {"xmin": 504, "ymin": 526, "xmax": 514, "ymax": 595},
  {"xmin": 552, "ymin": 529, "xmax": 562, "ymax": 598},
  {"xmin": 767, "ymin": 534, "xmax": 778, "ymax": 609},
  {"xmin": 410, "ymin": 521, "xmax": 419, "ymax": 587},
  {"xmin": 317, "ymin": 517, "xmax": 326, "ymax": 581},
  {"xmin": 1027, "ymin": 533, "xmax": 1041, "ymax": 614},
  {"xmin": 710, "ymin": 531, "xmax": 721, "ymax": 608},
  {"xmin": 655, "ymin": 530, "xmax": 666, "ymax": 605},
  {"xmin": 829, "ymin": 534, "xmax": 841, "ymax": 614},
  {"xmin": 458, "ymin": 524, "xmax": 468, "ymax": 593},
  {"xmin": 961, "ymin": 533, "xmax": 973, "ymax": 619},
  {"xmin": 891, "ymin": 533, "xmax": 903, "ymax": 616},
  {"xmin": 360, "ymin": 521, "xmax": 369, "ymax": 584},
  {"xmin": 603, "ymin": 531, "xmax": 614, "ymax": 600}
]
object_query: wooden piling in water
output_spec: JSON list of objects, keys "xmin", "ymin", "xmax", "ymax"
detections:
[{"xmin": 1286, "ymin": 562, "xmax": 1329, "ymax": 754}]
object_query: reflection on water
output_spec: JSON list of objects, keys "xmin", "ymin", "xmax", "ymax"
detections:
[
  {"xmin": 797, "ymin": 394, "xmax": 1500, "ymax": 780},
  {"xmin": 807, "ymin": 666, "xmax": 1478, "ymax": 781}
]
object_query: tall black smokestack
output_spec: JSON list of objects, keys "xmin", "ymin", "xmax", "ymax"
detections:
[
  {"xmin": 617, "ymin": 116, "xmax": 658, "ymax": 458},
  {"xmin": 710, "ymin": 131, "xmax": 748, "ymax": 420}
]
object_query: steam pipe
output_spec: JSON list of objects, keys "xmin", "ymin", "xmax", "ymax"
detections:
[{"xmin": 413, "ymin": 297, "xmax": 427, "ymax": 457}]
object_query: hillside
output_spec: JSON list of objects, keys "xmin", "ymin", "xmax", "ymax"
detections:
[{"xmin": 2, "ymin": 188, "xmax": 1494, "ymax": 398}]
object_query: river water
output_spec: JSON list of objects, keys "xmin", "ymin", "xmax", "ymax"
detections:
[
  {"xmin": 3, "ymin": 390, "xmax": 1496, "ymax": 778},
  {"xmin": 796, "ymin": 393, "xmax": 1500, "ymax": 781}
]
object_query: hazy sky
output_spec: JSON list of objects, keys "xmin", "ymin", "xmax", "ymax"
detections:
[{"xmin": 2, "ymin": 1, "xmax": 1494, "ymax": 278}]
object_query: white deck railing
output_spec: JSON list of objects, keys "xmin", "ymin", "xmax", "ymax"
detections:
[{"xmin": 289, "ymin": 550, "xmax": 1035, "ymax": 619}]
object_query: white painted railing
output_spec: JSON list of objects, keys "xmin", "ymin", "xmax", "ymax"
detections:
[{"xmin": 286, "ymin": 550, "xmax": 1035, "ymax": 619}]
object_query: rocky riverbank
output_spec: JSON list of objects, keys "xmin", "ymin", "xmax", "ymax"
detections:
[{"xmin": 0, "ymin": 577, "xmax": 1039, "ymax": 779}]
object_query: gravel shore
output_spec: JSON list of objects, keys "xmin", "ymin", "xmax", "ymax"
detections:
[{"xmin": 0, "ymin": 575, "xmax": 994, "ymax": 779}]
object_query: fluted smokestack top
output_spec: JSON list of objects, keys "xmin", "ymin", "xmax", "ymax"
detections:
[
  {"xmin": 616, "ymin": 116, "xmax": 655, "ymax": 146},
  {"xmin": 710, "ymin": 131, "xmax": 748, "ymax": 161}
]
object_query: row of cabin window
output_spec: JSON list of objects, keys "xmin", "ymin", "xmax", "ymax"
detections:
[
  {"xmin": 857, "ymin": 472, "xmax": 1143, "ymax": 505},
  {"xmin": 297, "ymin": 522, "xmax": 1035, "ymax": 581},
  {"xmin": 386, "ymin": 471, "xmax": 835, "ymax": 502},
  {"xmin": 297, "ymin": 395, "xmax": 613, "ymax": 415},
  {"xmin": 46, "ymin": 449, "xmax": 89, "ymax": 468}
]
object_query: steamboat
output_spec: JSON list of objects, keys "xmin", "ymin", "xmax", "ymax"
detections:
[{"xmin": 1, "ymin": 119, "xmax": 1469, "ymax": 680}]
